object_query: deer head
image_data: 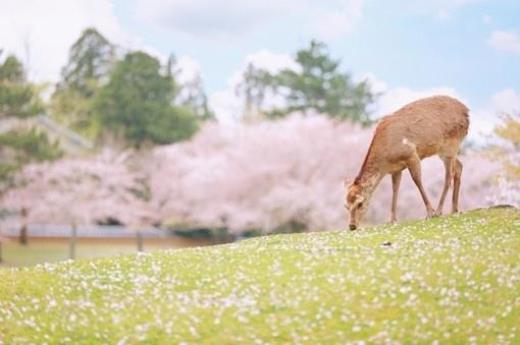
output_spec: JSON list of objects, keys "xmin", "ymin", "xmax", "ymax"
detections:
[
  {"xmin": 345, "ymin": 173, "xmax": 382, "ymax": 230},
  {"xmin": 345, "ymin": 181, "xmax": 368, "ymax": 230}
]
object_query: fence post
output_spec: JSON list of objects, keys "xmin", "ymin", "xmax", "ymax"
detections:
[
  {"xmin": 19, "ymin": 207, "xmax": 28, "ymax": 246},
  {"xmin": 69, "ymin": 224, "xmax": 77, "ymax": 260},
  {"xmin": 136, "ymin": 231, "xmax": 144, "ymax": 252}
]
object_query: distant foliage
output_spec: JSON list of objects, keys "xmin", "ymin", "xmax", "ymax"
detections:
[
  {"xmin": 0, "ymin": 52, "xmax": 60, "ymax": 185},
  {"xmin": 50, "ymin": 28, "xmax": 213, "ymax": 145},
  {"xmin": 0, "ymin": 128, "xmax": 62, "ymax": 183},
  {"xmin": 58, "ymin": 28, "xmax": 116, "ymax": 97},
  {"xmin": 94, "ymin": 51, "xmax": 199, "ymax": 146},
  {"xmin": 0, "ymin": 52, "xmax": 43, "ymax": 117},
  {"xmin": 488, "ymin": 113, "xmax": 520, "ymax": 207},
  {"xmin": 237, "ymin": 41, "xmax": 374, "ymax": 124},
  {"xmin": 235, "ymin": 63, "xmax": 273, "ymax": 118},
  {"xmin": 50, "ymin": 28, "xmax": 115, "ymax": 140},
  {"xmin": 173, "ymin": 56, "xmax": 215, "ymax": 122}
]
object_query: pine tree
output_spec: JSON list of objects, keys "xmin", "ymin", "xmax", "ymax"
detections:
[
  {"xmin": 0, "ymin": 51, "xmax": 61, "ymax": 186},
  {"xmin": 236, "ymin": 41, "xmax": 375, "ymax": 124},
  {"xmin": 94, "ymin": 51, "xmax": 198, "ymax": 146},
  {"xmin": 50, "ymin": 28, "xmax": 116, "ymax": 140}
]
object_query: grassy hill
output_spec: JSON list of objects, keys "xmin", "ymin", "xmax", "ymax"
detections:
[{"xmin": 1, "ymin": 208, "xmax": 519, "ymax": 344}]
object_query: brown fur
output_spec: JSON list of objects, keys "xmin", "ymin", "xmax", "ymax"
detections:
[{"xmin": 346, "ymin": 95, "xmax": 469, "ymax": 230}]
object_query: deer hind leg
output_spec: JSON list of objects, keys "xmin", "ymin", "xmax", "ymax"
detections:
[
  {"xmin": 452, "ymin": 158, "xmax": 463, "ymax": 213},
  {"xmin": 435, "ymin": 156, "xmax": 455, "ymax": 216},
  {"xmin": 390, "ymin": 171, "xmax": 402, "ymax": 223},
  {"xmin": 407, "ymin": 155, "xmax": 435, "ymax": 219}
]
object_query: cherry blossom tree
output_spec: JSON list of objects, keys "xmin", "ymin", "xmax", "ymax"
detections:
[
  {"xmin": 0, "ymin": 149, "xmax": 156, "ymax": 242},
  {"xmin": 148, "ymin": 113, "xmax": 499, "ymax": 236},
  {"xmin": 2, "ymin": 114, "xmax": 501, "ymax": 241}
]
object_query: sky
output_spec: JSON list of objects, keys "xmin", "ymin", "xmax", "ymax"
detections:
[{"xmin": 0, "ymin": 0, "xmax": 519, "ymax": 139}]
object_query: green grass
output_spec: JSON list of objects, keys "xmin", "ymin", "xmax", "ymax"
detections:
[{"xmin": 1, "ymin": 208, "xmax": 519, "ymax": 344}]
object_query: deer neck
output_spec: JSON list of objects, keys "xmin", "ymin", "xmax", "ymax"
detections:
[{"xmin": 356, "ymin": 168, "xmax": 384, "ymax": 200}]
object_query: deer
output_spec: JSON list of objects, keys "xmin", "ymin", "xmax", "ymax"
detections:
[{"xmin": 345, "ymin": 95, "xmax": 470, "ymax": 230}]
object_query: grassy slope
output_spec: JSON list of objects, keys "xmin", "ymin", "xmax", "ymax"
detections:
[{"xmin": 0, "ymin": 208, "xmax": 519, "ymax": 344}]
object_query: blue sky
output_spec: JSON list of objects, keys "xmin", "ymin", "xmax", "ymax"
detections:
[
  {"xmin": 112, "ymin": 0, "xmax": 519, "ymax": 106},
  {"xmin": 1, "ymin": 0, "xmax": 519, "ymax": 134}
]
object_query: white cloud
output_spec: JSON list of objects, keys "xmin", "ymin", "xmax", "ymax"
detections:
[
  {"xmin": 174, "ymin": 55, "xmax": 203, "ymax": 84},
  {"xmin": 397, "ymin": 0, "xmax": 484, "ymax": 18},
  {"xmin": 0, "ymin": 0, "xmax": 133, "ymax": 82},
  {"xmin": 311, "ymin": 0, "xmax": 364, "ymax": 40},
  {"xmin": 471, "ymin": 89, "xmax": 520, "ymax": 140},
  {"xmin": 488, "ymin": 30, "xmax": 520, "ymax": 55},
  {"xmin": 0, "ymin": 0, "xmax": 177, "ymax": 84},
  {"xmin": 134, "ymin": 0, "xmax": 365, "ymax": 40},
  {"xmin": 489, "ymin": 88, "xmax": 520, "ymax": 113},
  {"xmin": 242, "ymin": 50, "xmax": 299, "ymax": 75},
  {"xmin": 209, "ymin": 89, "xmax": 243, "ymax": 124},
  {"xmin": 376, "ymin": 87, "xmax": 461, "ymax": 115},
  {"xmin": 135, "ymin": 0, "xmax": 290, "ymax": 39},
  {"xmin": 364, "ymin": 73, "xmax": 461, "ymax": 116},
  {"xmin": 209, "ymin": 50, "xmax": 298, "ymax": 123}
]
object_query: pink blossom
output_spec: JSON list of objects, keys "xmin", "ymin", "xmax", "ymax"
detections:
[
  {"xmin": 0, "ymin": 149, "xmax": 156, "ymax": 229},
  {"xmin": 148, "ymin": 114, "xmax": 499, "ymax": 234}
]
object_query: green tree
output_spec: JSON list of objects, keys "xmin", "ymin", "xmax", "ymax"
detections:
[
  {"xmin": 179, "ymin": 74, "xmax": 215, "ymax": 122},
  {"xmin": 0, "ymin": 52, "xmax": 61, "ymax": 185},
  {"xmin": 0, "ymin": 51, "xmax": 43, "ymax": 117},
  {"xmin": 169, "ymin": 54, "xmax": 214, "ymax": 122},
  {"xmin": 94, "ymin": 51, "xmax": 198, "ymax": 146},
  {"xmin": 50, "ymin": 28, "xmax": 115, "ymax": 140},
  {"xmin": 58, "ymin": 27, "xmax": 115, "ymax": 97},
  {"xmin": 0, "ymin": 129, "xmax": 62, "ymax": 182},
  {"xmin": 242, "ymin": 41, "xmax": 374, "ymax": 124}
]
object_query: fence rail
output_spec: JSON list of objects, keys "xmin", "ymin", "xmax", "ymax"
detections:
[{"xmin": 1, "ymin": 223, "xmax": 166, "ymax": 239}]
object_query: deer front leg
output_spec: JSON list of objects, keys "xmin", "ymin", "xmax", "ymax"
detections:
[
  {"xmin": 436, "ymin": 157, "xmax": 455, "ymax": 216},
  {"xmin": 390, "ymin": 171, "xmax": 402, "ymax": 223},
  {"xmin": 407, "ymin": 155, "xmax": 435, "ymax": 219},
  {"xmin": 452, "ymin": 158, "xmax": 463, "ymax": 213}
]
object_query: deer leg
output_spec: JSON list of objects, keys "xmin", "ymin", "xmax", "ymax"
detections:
[
  {"xmin": 407, "ymin": 155, "xmax": 435, "ymax": 219},
  {"xmin": 452, "ymin": 158, "xmax": 463, "ymax": 213},
  {"xmin": 390, "ymin": 171, "xmax": 402, "ymax": 223},
  {"xmin": 435, "ymin": 157, "xmax": 455, "ymax": 216}
]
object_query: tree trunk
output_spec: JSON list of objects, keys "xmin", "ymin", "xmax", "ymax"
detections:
[
  {"xmin": 69, "ymin": 224, "xmax": 77, "ymax": 260},
  {"xmin": 19, "ymin": 208, "xmax": 28, "ymax": 246}
]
